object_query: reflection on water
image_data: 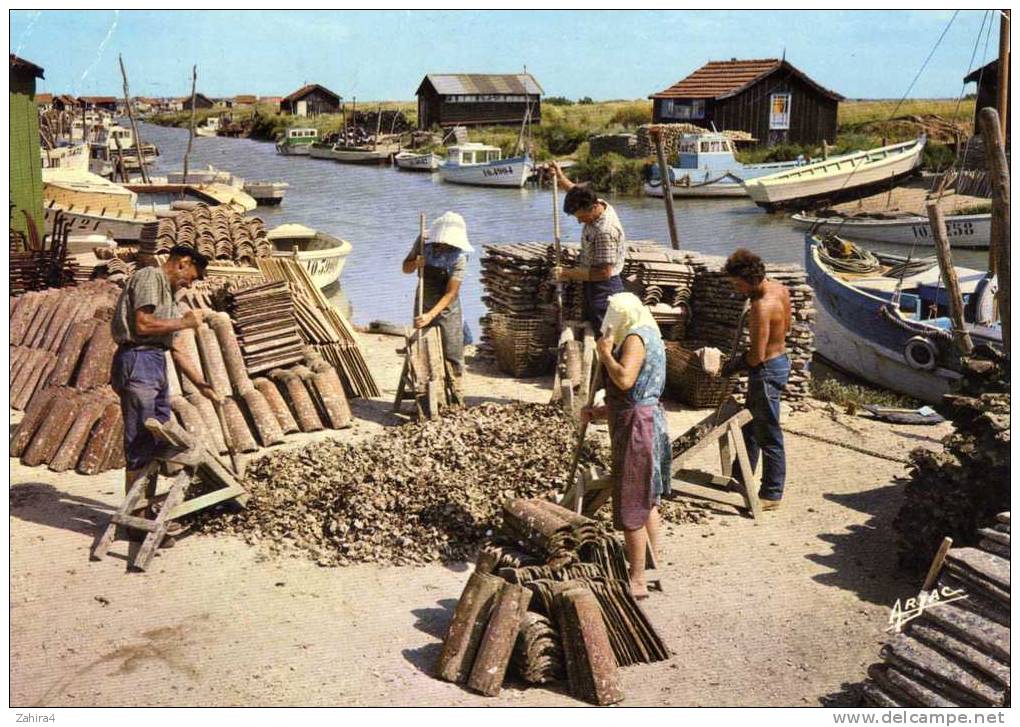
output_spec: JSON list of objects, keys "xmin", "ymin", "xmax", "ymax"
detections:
[{"xmin": 142, "ymin": 123, "xmax": 987, "ymax": 330}]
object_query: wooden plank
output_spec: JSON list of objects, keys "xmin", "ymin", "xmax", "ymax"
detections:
[
  {"xmin": 729, "ymin": 418, "xmax": 762, "ymax": 519},
  {"xmin": 671, "ymin": 407, "xmax": 752, "ymax": 472}
]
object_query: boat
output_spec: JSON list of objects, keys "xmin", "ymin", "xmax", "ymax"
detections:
[
  {"xmin": 266, "ymin": 223, "xmax": 352, "ymax": 289},
  {"xmin": 805, "ymin": 233, "xmax": 1000, "ymax": 403},
  {"xmin": 439, "ymin": 143, "xmax": 532, "ymax": 188},
  {"xmin": 744, "ymin": 136, "xmax": 926, "ymax": 211},
  {"xmin": 41, "ymin": 143, "xmax": 90, "ymax": 172},
  {"xmin": 310, "ymin": 142, "xmax": 400, "ymax": 165},
  {"xmin": 242, "ymin": 180, "xmax": 289, "ymax": 206},
  {"xmin": 194, "ymin": 116, "xmax": 221, "ymax": 137},
  {"xmin": 791, "ymin": 211, "xmax": 991, "ymax": 250},
  {"xmin": 42, "ymin": 168, "xmax": 157, "ymax": 242},
  {"xmin": 276, "ymin": 128, "xmax": 319, "ymax": 155},
  {"xmin": 89, "ymin": 125, "xmax": 159, "ymax": 178},
  {"xmin": 394, "ymin": 150, "xmax": 443, "ymax": 172},
  {"xmin": 644, "ymin": 132, "xmax": 821, "ymax": 198}
]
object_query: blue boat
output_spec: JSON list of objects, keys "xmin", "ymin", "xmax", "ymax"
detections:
[
  {"xmin": 644, "ymin": 131, "xmax": 816, "ymax": 198},
  {"xmin": 805, "ymin": 233, "xmax": 1000, "ymax": 403}
]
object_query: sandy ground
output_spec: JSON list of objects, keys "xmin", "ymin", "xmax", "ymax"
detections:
[{"xmin": 9, "ymin": 333, "xmax": 953, "ymax": 707}]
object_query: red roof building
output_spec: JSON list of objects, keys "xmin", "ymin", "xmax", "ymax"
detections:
[{"xmin": 650, "ymin": 58, "xmax": 843, "ymax": 146}]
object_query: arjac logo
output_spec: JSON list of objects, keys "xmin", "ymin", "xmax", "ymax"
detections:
[{"xmin": 886, "ymin": 585, "xmax": 967, "ymax": 633}]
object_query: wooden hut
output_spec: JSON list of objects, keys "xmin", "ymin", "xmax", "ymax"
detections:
[
  {"xmin": 415, "ymin": 73, "xmax": 543, "ymax": 129},
  {"xmin": 281, "ymin": 84, "xmax": 340, "ymax": 116},
  {"xmin": 52, "ymin": 94, "xmax": 79, "ymax": 112},
  {"xmin": 649, "ymin": 58, "xmax": 842, "ymax": 146},
  {"xmin": 965, "ymin": 60, "xmax": 1010, "ymax": 137},
  {"xmin": 79, "ymin": 96, "xmax": 118, "ymax": 112},
  {"xmin": 9, "ymin": 54, "xmax": 45, "ymax": 239}
]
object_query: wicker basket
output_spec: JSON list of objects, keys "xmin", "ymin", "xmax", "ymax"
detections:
[
  {"xmin": 489, "ymin": 313, "xmax": 555, "ymax": 378},
  {"xmin": 665, "ymin": 342, "xmax": 734, "ymax": 408}
]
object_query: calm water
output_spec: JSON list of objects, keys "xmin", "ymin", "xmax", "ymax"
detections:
[{"xmin": 140, "ymin": 123, "xmax": 986, "ymax": 330}]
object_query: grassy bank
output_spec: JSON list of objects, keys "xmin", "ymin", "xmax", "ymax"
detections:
[{"xmin": 149, "ymin": 97, "xmax": 975, "ymax": 195}]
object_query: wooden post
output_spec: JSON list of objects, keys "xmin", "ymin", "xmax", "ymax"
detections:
[
  {"xmin": 979, "ymin": 107, "xmax": 1011, "ymax": 355},
  {"xmin": 118, "ymin": 54, "xmax": 150, "ymax": 184},
  {"xmin": 997, "ymin": 10, "xmax": 1010, "ymax": 139},
  {"xmin": 926, "ymin": 201, "xmax": 974, "ymax": 355},
  {"xmin": 417, "ymin": 212, "xmax": 426, "ymax": 320},
  {"xmin": 552, "ymin": 168, "xmax": 564, "ymax": 329},
  {"xmin": 374, "ymin": 105, "xmax": 382, "ymax": 151},
  {"xmin": 822, "ymin": 140, "xmax": 830, "ymax": 160},
  {"xmin": 651, "ymin": 129, "xmax": 681, "ymax": 250},
  {"xmin": 182, "ymin": 65, "xmax": 198, "ymax": 184}
]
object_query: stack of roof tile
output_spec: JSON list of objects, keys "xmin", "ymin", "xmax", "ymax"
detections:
[{"xmin": 138, "ymin": 204, "xmax": 271, "ymax": 265}]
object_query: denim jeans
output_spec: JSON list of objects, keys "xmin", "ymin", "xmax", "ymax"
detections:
[
  {"xmin": 735, "ymin": 354, "xmax": 790, "ymax": 501},
  {"xmin": 110, "ymin": 346, "xmax": 172, "ymax": 474}
]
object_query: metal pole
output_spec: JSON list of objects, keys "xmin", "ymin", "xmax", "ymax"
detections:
[
  {"xmin": 979, "ymin": 107, "xmax": 1011, "ymax": 355},
  {"xmin": 652, "ymin": 128, "xmax": 681, "ymax": 250},
  {"xmin": 182, "ymin": 65, "xmax": 197, "ymax": 184},
  {"xmin": 118, "ymin": 54, "xmax": 150, "ymax": 184},
  {"xmin": 926, "ymin": 201, "xmax": 974, "ymax": 356}
]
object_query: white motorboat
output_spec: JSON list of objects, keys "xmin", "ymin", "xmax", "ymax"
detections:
[{"xmin": 439, "ymin": 143, "xmax": 532, "ymax": 188}]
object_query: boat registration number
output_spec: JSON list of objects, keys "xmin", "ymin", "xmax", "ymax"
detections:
[
  {"xmin": 482, "ymin": 166, "xmax": 514, "ymax": 177},
  {"xmin": 911, "ymin": 221, "xmax": 975, "ymax": 239}
]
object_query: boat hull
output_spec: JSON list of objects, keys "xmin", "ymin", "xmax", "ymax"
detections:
[
  {"xmin": 395, "ymin": 153, "xmax": 441, "ymax": 172},
  {"xmin": 745, "ymin": 137, "xmax": 926, "ymax": 211},
  {"xmin": 792, "ymin": 213, "xmax": 991, "ymax": 250},
  {"xmin": 644, "ymin": 181, "xmax": 747, "ymax": 198},
  {"xmin": 439, "ymin": 156, "xmax": 532, "ymax": 188},
  {"xmin": 195, "ymin": 127, "xmax": 217, "ymax": 138},
  {"xmin": 276, "ymin": 144, "xmax": 313, "ymax": 156},
  {"xmin": 44, "ymin": 205, "xmax": 154, "ymax": 243}
]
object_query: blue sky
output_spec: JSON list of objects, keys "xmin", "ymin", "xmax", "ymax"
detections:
[{"xmin": 10, "ymin": 10, "xmax": 998, "ymax": 100}]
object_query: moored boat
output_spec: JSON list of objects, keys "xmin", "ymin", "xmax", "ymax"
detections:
[
  {"xmin": 194, "ymin": 116, "xmax": 221, "ymax": 137},
  {"xmin": 276, "ymin": 127, "xmax": 319, "ymax": 155},
  {"xmin": 267, "ymin": 223, "xmax": 352, "ymax": 289},
  {"xmin": 644, "ymin": 132, "xmax": 819, "ymax": 198},
  {"xmin": 242, "ymin": 180, "xmax": 289, "ymax": 206},
  {"xmin": 791, "ymin": 211, "xmax": 991, "ymax": 250},
  {"xmin": 394, "ymin": 150, "xmax": 443, "ymax": 172},
  {"xmin": 439, "ymin": 143, "xmax": 532, "ymax": 188},
  {"xmin": 806, "ymin": 233, "xmax": 1000, "ymax": 403},
  {"xmin": 310, "ymin": 142, "xmax": 400, "ymax": 165},
  {"xmin": 745, "ymin": 136, "xmax": 926, "ymax": 211}
]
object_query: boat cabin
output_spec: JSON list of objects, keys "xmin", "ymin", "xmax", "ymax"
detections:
[
  {"xmin": 285, "ymin": 128, "xmax": 318, "ymax": 143},
  {"xmin": 445, "ymin": 143, "xmax": 503, "ymax": 166},
  {"xmin": 675, "ymin": 133, "xmax": 740, "ymax": 169}
]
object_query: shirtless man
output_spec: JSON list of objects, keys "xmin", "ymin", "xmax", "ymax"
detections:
[{"xmin": 720, "ymin": 249, "xmax": 792, "ymax": 510}]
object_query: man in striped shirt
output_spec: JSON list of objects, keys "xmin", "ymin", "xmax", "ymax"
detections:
[{"xmin": 547, "ymin": 162, "xmax": 626, "ymax": 336}]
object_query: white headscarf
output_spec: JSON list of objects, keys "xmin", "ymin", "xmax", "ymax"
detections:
[{"xmin": 601, "ymin": 292, "xmax": 659, "ymax": 347}]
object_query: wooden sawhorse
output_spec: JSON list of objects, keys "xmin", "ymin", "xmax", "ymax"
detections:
[{"xmin": 91, "ymin": 417, "xmax": 248, "ymax": 571}]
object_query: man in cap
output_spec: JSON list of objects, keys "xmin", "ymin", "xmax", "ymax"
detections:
[
  {"xmin": 401, "ymin": 211, "xmax": 472, "ymax": 390},
  {"xmin": 111, "ymin": 245, "xmax": 221, "ymax": 494},
  {"xmin": 546, "ymin": 162, "xmax": 626, "ymax": 336}
]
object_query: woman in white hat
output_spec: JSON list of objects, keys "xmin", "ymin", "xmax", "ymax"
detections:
[
  {"xmin": 582, "ymin": 292, "xmax": 670, "ymax": 599},
  {"xmin": 401, "ymin": 211, "xmax": 473, "ymax": 382}
]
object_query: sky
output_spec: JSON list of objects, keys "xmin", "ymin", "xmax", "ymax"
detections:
[{"xmin": 9, "ymin": 10, "xmax": 1001, "ymax": 101}]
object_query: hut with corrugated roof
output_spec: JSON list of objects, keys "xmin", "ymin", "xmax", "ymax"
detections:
[
  {"xmin": 649, "ymin": 58, "xmax": 842, "ymax": 146},
  {"xmin": 415, "ymin": 73, "xmax": 542, "ymax": 129}
]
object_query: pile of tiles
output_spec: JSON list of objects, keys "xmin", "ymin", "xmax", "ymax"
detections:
[
  {"xmin": 9, "ymin": 277, "xmax": 352, "ymax": 475},
  {"xmin": 10, "ymin": 250, "xmax": 78, "ymax": 296},
  {"xmin": 635, "ymin": 124, "xmax": 756, "ymax": 157},
  {"xmin": 681, "ymin": 254, "xmax": 815, "ymax": 404},
  {"xmin": 226, "ymin": 280, "xmax": 305, "ymax": 375},
  {"xmin": 479, "ymin": 242, "xmax": 695, "ymax": 376},
  {"xmin": 860, "ymin": 515, "xmax": 1009, "ymax": 708},
  {"xmin": 435, "ymin": 498, "xmax": 668, "ymax": 705},
  {"xmin": 893, "ymin": 386, "xmax": 1010, "ymax": 571},
  {"xmin": 138, "ymin": 203, "xmax": 272, "ymax": 266}
]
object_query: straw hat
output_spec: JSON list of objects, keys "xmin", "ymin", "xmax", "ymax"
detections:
[{"xmin": 429, "ymin": 211, "xmax": 473, "ymax": 252}]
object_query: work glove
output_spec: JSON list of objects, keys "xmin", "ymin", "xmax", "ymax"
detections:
[{"xmin": 720, "ymin": 353, "xmax": 750, "ymax": 378}]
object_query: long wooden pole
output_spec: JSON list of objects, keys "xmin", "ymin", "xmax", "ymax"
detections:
[
  {"xmin": 118, "ymin": 54, "xmax": 150, "ymax": 184},
  {"xmin": 926, "ymin": 201, "xmax": 974, "ymax": 356},
  {"xmin": 997, "ymin": 10, "xmax": 1010, "ymax": 139},
  {"xmin": 417, "ymin": 212, "xmax": 426, "ymax": 319},
  {"xmin": 552, "ymin": 172, "xmax": 564, "ymax": 329},
  {"xmin": 652, "ymin": 129, "xmax": 681, "ymax": 250},
  {"xmin": 979, "ymin": 107, "xmax": 1011, "ymax": 355},
  {"xmin": 182, "ymin": 65, "xmax": 197, "ymax": 184}
]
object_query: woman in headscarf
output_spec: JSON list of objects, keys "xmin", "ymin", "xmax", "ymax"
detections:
[
  {"xmin": 582, "ymin": 292, "xmax": 670, "ymax": 599},
  {"xmin": 401, "ymin": 211, "xmax": 472, "ymax": 391}
]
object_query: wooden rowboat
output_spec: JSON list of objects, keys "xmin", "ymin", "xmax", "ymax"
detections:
[
  {"xmin": 792, "ymin": 211, "xmax": 991, "ymax": 250},
  {"xmin": 744, "ymin": 136, "xmax": 926, "ymax": 211},
  {"xmin": 267, "ymin": 223, "xmax": 352, "ymax": 290},
  {"xmin": 394, "ymin": 151, "xmax": 442, "ymax": 172}
]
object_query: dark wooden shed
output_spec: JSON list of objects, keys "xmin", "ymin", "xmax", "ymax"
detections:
[
  {"xmin": 281, "ymin": 84, "xmax": 341, "ymax": 116},
  {"xmin": 965, "ymin": 60, "xmax": 1010, "ymax": 136},
  {"xmin": 79, "ymin": 96, "xmax": 118, "ymax": 112},
  {"xmin": 649, "ymin": 58, "xmax": 843, "ymax": 146},
  {"xmin": 415, "ymin": 74, "xmax": 542, "ymax": 129}
]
